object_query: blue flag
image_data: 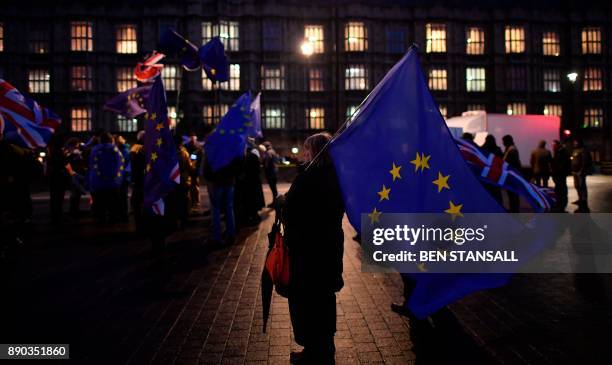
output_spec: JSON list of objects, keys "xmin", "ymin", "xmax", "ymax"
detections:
[
  {"xmin": 159, "ymin": 28, "xmax": 200, "ymax": 71},
  {"xmin": 328, "ymin": 48, "xmax": 509, "ymax": 318},
  {"xmin": 143, "ymin": 76, "xmax": 180, "ymax": 215},
  {"xmin": 204, "ymin": 92, "xmax": 252, "ymax": 172},
  {"xmin": 249, "ymin": 92, "xmax": 263, "ymax": 138},
  {"xmin": 198, "ymin": 37, "xmax": 229, "ymax": 83},
  {"xmin": 103, "ymin": 85, "xmax": 152, "ymax": 118},
  {"xmin": 88, "ymin": 143, "xmax": 125, "ymax": 192}
]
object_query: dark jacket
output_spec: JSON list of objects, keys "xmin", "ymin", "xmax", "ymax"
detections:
[
  {"xmin": 203, "ymin": 156, "xmax": 243, "ymax": 186},
  {"xmin": 283, "ymin": 162, "xmax": 345, "ymax": 293},
  {"xmin": 503, "ymin": 145, "xmax": 521, "ymax": 170}
]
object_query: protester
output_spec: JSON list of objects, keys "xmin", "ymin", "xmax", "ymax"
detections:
[
  {"xmin": 235, "ymin": 143, "xmax": 265, "ymax": 227},
  {"xmin": 175, "ymin": 135, "xmax": 194, "ymax": 227},
  {"xmin": 47, "ymin": 134, "xmax": 70, "ymax": 224},
  {"xmin": 185, "ymin": 133, "xmax": 203, "ymax": 212},
  {"xmin": 130, "ymin": 131, "xmax": 146, "ymax": 231},
  {"xmin": 281, "ymin": 132, "xmax": 345, "ymax": 364},
  {"xmin": 551, "ymin": 140, "xmax": 571, "ymax": 212},
  {"xmin": 530, "ymin": 140, "xmax": 552, "ymax": 188},
  {"xmin": 480, "ymin": 134, "xmax": 503, "ymax": 203},
  {"xmin": 502, "ymin": 135, "xmax": 521, "ymax": 213},
  {"xmin": 262, "ymin": 141, "xmax": 279, "ymax": 206},
  {"xmin": 65, "ymin": 137, "xmax": 88, "ymax": 218},
  {"xmin": 88, "ymin": 132, "xmax": 125, "ymax": 223},
  {"xmin": 115, "ymin": 135, "xmax": 131, "ymax": 221},
  {"xmin": 571, "ymin": 138, "xmax": 591, "ymax": 212}
]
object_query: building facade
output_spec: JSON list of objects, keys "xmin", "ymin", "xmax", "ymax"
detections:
[{"xmin": 0, "ymin": 0, "xmax": 611, "ymax": 160}]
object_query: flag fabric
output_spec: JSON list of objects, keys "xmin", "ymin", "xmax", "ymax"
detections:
[
  {"xmin": 455, "ymin": 137, "xmax": 556, "ymax": 212},
  {"xmin": 328, "ymin": 48, "xmax": 510, "ymax": 318},
  {"xmin": 88, "ymin": 143, "xmax": 125, "ymax": 192},
  {"xmin": 159, "ymin": 28, "xmax": 200, "ymax": 71},
  {"xmin": 134, "ymin": 51, "xmax": 165, "ymax": 83},
  {"xmin": 0, "ymin": 79, "xmax": 61, "ymax": 148},
  {"xmin": 198, "ymin": 37, "xmax": 229, "ymax": 83},
  {"xmin": 204, "ymin": 92, "xmax": 252, "ymax": 172},
  {"xmin": 143, "ymin": 76, "xmax": 180, "ymax": 215},
  {"xmin": 249, "ymin": 92, "xmax": 263, "ymax": 138},
  {"xmin": 103, "ymin": 85, "xmax": 152, "ymax": 118}
]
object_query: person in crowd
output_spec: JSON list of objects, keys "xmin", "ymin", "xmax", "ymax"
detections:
[
  {"xmin": 130, "ymin": 131, "xmax": 146, "ymax": 231},
  {"xmin": 262, "ymin": 141, "xmax": 279, "ymax": 207},
  {"xmin": 47, "ymin": 134, "xmax": 70, "ymax": 224},
  {"xmin": 530, "ymin": 140, "xmax": 553, "ymax": 188},
  {"xmin": 502, "ymin": 135, "xmax": 521, "ymax": 213},
  {"xmin": 571, "ymin": 138, "xmax": 591, "ymax": 213},
  {"xmin": 202, "ymin": 151, "xmax": 242, "ymax": 245},
  {"xmin": 175, "ymin": 135, "xmax": 194, "ymax": 228},
  {"xmin": 280, "ymin": 132, "xmax": 345, "ymax": 364},
  {"xmin": 480, "ymin": 134, "xmax": 504, "ymax": 203},
  {"xmin": 461, "ymin": 132, "xmax": 477, "ymax": 147},
  {"xmin": 185, "ymin": 133, "xmax": 203, "ymax": 212},
  {"xmin": 65, "ymin": 137, "xmax": 87, "ymax": 218},
  {"xmin": 552, "ymin": 139, "xmax": 571, "ymax": 212},
  {"xmin": 115, "ymin": 135, "xmax": 131, "ymax": 221},
  {"xmin": 235, "ymin": 142, "xmax": 265, "ymax": 227},
  {"xmin": 88, "ymin": 132, "xmax": 125, "ymax": 223}
]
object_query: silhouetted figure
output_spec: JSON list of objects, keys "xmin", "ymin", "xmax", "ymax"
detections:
[
  {"xmin": 88, "ymin": 132, "xmax": 124, "ymax": 223},
  {"xmin": 571, "ymin": 138, "xmax": 591, "ymax": 213},
  {"xmin": 130, "ymin": 131, "xmax": 146, "ymax": 231},
  {"xmin": 235, "ymin": 145, "xmax": 265, "ymax": 227},
  {"xmin": 530, "ymin": 140, "xmax": 552, "ymax": 188},
  {"xmin": 480, "ymin": 134, "xmax": 504, "ymax": 203},
  {"xmin": 282, "ymin": 133, "xmax": 345, "ymax": 364},
  {"xmin": 185, "ymin": 133, "xmax": 203, "ymax": 210},
  {"xmin": 262, "ymin": 141, "xmax": 279, "ymax": 206},
  {"xmin": 47, "ymin": 135, "xmax": 70, "ymax": 224},
  {"xmin": 65, "ymin": 138, "xmax": 87, "ymax": 218},
  {"xmin": 502, "ymin": 135, "xmax": 521, "ymax": 213},
  {"xmin": 116, "ymin": 135, "xmax": 131, "ymax": 221},
  {"xmin": 552, "ymin": 140, "xmax": 571, "ymax": 212},
  {"xmin": 175, "ymin": 135, "xmax": 193, "ymax": 227}
]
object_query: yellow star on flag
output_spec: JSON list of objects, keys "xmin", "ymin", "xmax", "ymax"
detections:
[
  {"xmin": 368, "ymin": 207, "xmax": 382, "ymax": 224},
  {"xmin": 377, "ymin": 185, "xmax": 391, "ymax": 202},
  {"xmin": 155, "ymin": 123, "xmax": 163, "ymax": 131},
  {"xmin": 421, "ymin": 153, "xmax": 431, "ymax": 170},
  {"xmin": 445, "ymin": 201, "xmax": 464, "ymax": 220},
  {"xmin": 151, "ymin": 152, "xmax": 158, "ymax": 162},
  {"xmin": 432, "ymin": 172, "xmax": 450, "ymax": 192},
  {"xmin": 156, "ymin": 138, "xmax": 163, "ymax": 147},
  {"xmin": 389, "ymin": 163, "xmax": 402, "ymax": 181},
  {"xmin": 411, "ymin": 152, "xmax": 431, "ymax": 172},
  {"xmin": 410, "ymin": 153, "xmax": 422, "ymax": 172},
  {"xmin": 211, "ymin": 68, "xmax": 216, "ymax": 75}
]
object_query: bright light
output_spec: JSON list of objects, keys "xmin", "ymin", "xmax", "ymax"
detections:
[
  {"xmin": 39, "ymin": 152, "xmax": 46, "ymax": 158},
  {"xmin": 348, "ymin": 37, "xmax": 357, "ymax": 43},
  {"xmin": 291, "ymin": 147, "xmax": 299, "ymax": 154},
  {"xmin": 543, "ymin": 108, "xmax": 549, "ymax": 115},
  {"xmin": 283, "ymin": 160, "xmax": 291, "ymax": 165},
  {"xmin": 563, "ymin": 129, "xmax": 571, "ymax": 136},
  {"xmin": 507, "ymin": 109, "xmax": 513, "ymax": 115},
  {"xmin": 310, "ymin": 110, "xmax": 318, "ymax": 118},
  {"xmin": 300, "ymin": 41, "xmax": 314, "ymax": 56},
  {"xmin": 567, "ymin": 72, "xmax": 578, "ymax": 83},
  {"xmin": 169, "ymin": 111, "xmax": 177, "ymax": 119}
]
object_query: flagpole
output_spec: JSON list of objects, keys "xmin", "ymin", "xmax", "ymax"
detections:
[{"xmin": 175, "ymin": 71, "xmax": 182, "ymax": 132}]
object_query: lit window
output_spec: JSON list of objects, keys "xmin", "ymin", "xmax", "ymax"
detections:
[
  {"xmin": 202, "ymin": 20, "xmax": 239, "ymax": 51},
  {"xmin": 71, "ymin": 21, "xmax": 93, "ymax": 52},
  {"xmin": 386, "ymin": 27, "xmax": 406, "ymax": 54},
  {"xmin": 306, "ymin": 107, "xmax": 325, "ymax": 129},
  {"xmin": 116, "ymin": 67, "xmax": 136, "ymax": 92},
  {"xmin": 202, "ymin": 104, "xmax": 229, "ymax": 126},
  {"xmin": 543, "ymin": 69, "xmax": 561, "ymax": 92},
  {"xmin": 304, "ymin": 25, "xmax": 324, "ymax": 54},
  {"xmin": 506, "ymin": 66, "xmax": 527, "ymax": 91},
  {"xmin": 263, "ymin": 20, "xmax": 282, "ymax": 52},
  {"xmin": 542, "ymin": 31, "xmax": 560, "ymax": 56},
  {"xmin": 467, "ymin": 104, "xmax": 486, "ymax": 111},
  {"xmin": 506, "ymin": 103, "xmax": 526, "ymax": 115},
  {"xmin": 438, "ymin": 104, "xmax": 448, "ymax": 118},
  {"xmin": 261, "ymin": 65, "xmax": 285, "ymax": 90},
  {"xmin": 0, "ymin": 22, "xmax": 3, "ymax": 52},
  {"xmin": 344, "ymin": 22, "xmax": 367, "ymax": 52},
  {"xmin": 116, "ymin": 24, "xmax": 138, "ymax": 54},
  {"xmin": 466, "ymin": 27, "xmax": 485, "ymax": 55},
  {"xmin": 581, "ymin": 27, "xmax": 602, "ymax": 54},
  {"xmin": 426, "ymin": 23, "xmax": 446, "ymax": 53},
  {"xmin": 202, "ymin": 70, "xmax": 216, "ymax": 90},
  {"xmin": 28, "ymin": 69, "xmax": 50, "ymax": 93},
  {"xmin": 117, "ymin": 116, "xmax": 138, "ymax": 132},
  {"xmin": 71, "ymin": 66, "xmax": 93, "ymax": 91},
  {"xmin": 29, "ymin": 26, "xmax": 50, "ymax": 54},
  {"xmin": 583, "ymin": 107, "xmax": 603, "ymax": 127},
  {"xmin": 71, "ymin": 107, "xmax": 92, "ymax": 132},
  {"xmin": 345, "ymin": 65, "xmax": 368, "ymax": 90},
  {"xmin": 504, "ymin": 26, "xmax": 525, "ymax": 53},
  {"xmin": 167, "ymin": 106, "xmax": 177, "ymax": 128},
  {"xmin": 220, "ymin": 64, "xmax": 240, "ymax": 91},
  {"xmin": 263, "ymin": 106, "xmax": 286, "ymax": 129},
  {"xmin": 309, "ymin": 68, "xmax": 324, "ymax": 92},
  {"xmin": 583, "ymin": 67, "xmax": 603, "ymax": 91},
  {"xmin": 428, "ymin": 68, "xmax": 447, "ymax": 91},
  {"xmin": 466, "ymin": 67, "xmax": 486, "ymax": 92},
  {"xmin": 346, "ymin": 105, "xmax": 359, "ymax": 119},
  {"xmin": 162, "ymin": 66, "xmax": 180, "ymax": 91},
  {"xmin": 543, "ymin": 104, "xmax": 562, "ymax": 117}
]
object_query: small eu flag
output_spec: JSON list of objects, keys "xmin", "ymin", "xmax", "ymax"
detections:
[
  {"xmin": 143, "ymin": 76, "xmax": 180, "ymax": 215},
  {"xmin": 103, "ymin": 85, "xmax": 152, "ymax": 118},
  {"xmin": 328, "ymin": 47, "xmax": 510, "ymax": 318},
  {"xmin": 198, "ymin": 37, "xmax": 229, "ymax": 83},
  {"xmin": 204, "ymin": 91, "xmax": 252, "ymax": 172},
  {"xmin": 249, "ymin": 92, "xmax": 263, "ymax": 138},
  {"xmin": 159, "ymin": 28, "xmax": 200, "ymax": 71}
]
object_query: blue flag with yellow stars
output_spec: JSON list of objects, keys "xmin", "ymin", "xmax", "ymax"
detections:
[
  {"xmin": 103, "ymin": 85, "xmax": 152, "ymax": 118},
  {"xmin": 88, "ymin": 143, "xmax": 125, "ymax": 192},
  {"xmin": 204, "ymin": 91, "xmax": 252, "ymax": 172},
  {"xmin": 328, "ymin": 47, "xmax": 509, "ymax": 319},
  {"xmin": 198, "ymin": 37, "xmax": 229, "ymax": 83},
  {"xmin": 143, "ymin": 76, "xmax": 180, "ymax": 215},
  {"xmin": 159, "ymin": 28, "xmax": 200, "ymax": 71}
]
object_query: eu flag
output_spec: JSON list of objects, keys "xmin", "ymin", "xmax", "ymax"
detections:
[
  {"xmin": 328, "ymin": 48, "xmax": 509, "ymax": 318},
  {"xmin": 204, "ymin": 92, "xmax": 252, "ymax": 172},
  {"xmin": 159, "ymin": 28, "xmax": 200, "ymax": 71},
  {"xmin": 249, "ymin": 92, "xmax": 263, "ymax": 138},
  {"xmin": 198, "ymin": 37, "xmax": 229, "ymax": 83},
  {"xmin": 103, "ymin": 85, "xmax": 152, "ymax": 118},
  {"xmin": 143, "ymin": 76, "xmax": 180, "ymax": 215}
]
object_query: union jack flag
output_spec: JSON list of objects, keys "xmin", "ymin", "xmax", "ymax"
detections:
[
  {"xmin": 455, "ymin": 137, "xmax": 556, "ymax": 212},
  {"xmin": 0, "ymin": 79, "xmax": 61, "ymax": 148}
]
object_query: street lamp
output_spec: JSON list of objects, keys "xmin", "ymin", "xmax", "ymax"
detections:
[
  {"xmin": 567, "ymin": 72, "xmax": 578, "ymax": 84},
  {"xmin": 300, "ymin": 40, "xmax": 314, "ymax": 57}
]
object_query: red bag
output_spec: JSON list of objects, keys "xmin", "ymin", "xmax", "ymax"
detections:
[{"xmin": 265, "ymin": 223, "xmax": 290, "ymax": 294}]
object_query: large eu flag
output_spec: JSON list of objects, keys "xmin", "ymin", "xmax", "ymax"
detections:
[
  {"xmin": 198, "ymin": 37, "xmax": 229, "ymax": 83},
  {"xmin": 204, "ymin": 92, "xmax": 252, "ymax": 172},
  {"xmin": 328, "ymin": 48, "xmax": 509, "ymax": 318},
  {"xmin": 143, "ymin": 76, "xmax": 180, "ymax": 215},
  {"xmin": 103, "ymin": 85, "xmax": 152, "ymax": 118}
]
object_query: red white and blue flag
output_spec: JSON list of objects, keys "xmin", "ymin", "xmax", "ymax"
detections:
[{"xmin": 0, "ymin": 79, "xmax": 61, "ymax": 149}]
